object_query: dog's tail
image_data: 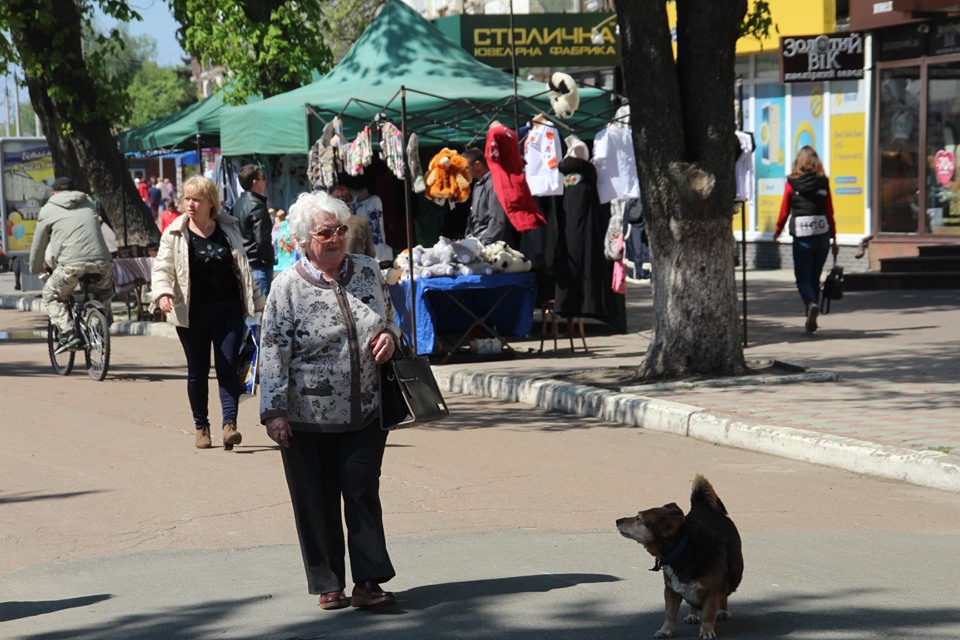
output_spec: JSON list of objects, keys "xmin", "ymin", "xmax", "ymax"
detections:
[{"xmin": 691, "ymin": 474, "xmax": 728, "ymax": 515}]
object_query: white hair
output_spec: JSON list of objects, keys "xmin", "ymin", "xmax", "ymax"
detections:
[{"xmin": 287, "ymin": 190, "xmax": 351, "ymax": 246}]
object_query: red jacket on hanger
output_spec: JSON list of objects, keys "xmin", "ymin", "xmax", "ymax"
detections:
[{"xmin": 484, "ymin": 125, "xmax": 546, "ymax": 233}]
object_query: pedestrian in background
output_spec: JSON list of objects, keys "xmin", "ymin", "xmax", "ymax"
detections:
[
  {"xmin": 259, "ymin": 190, "xmax": 400, "ymax": 611},
  {"xmin": 330, "ymin": 185, "xmax": 376, "ymax": 258},
  {"xmin": 272, "ymin": 208, "xmax": 300, "ymax": 273},
  {"xmin": 151, "ymin": 176, "xmax": 266, "ymax": 450},
  {"xmin": 159, "ymin": 198, "xmax": 180, "ymax": 233},
  {"xmin": 774, "ymin": 145, "xmax": 839, "ymax": 333},
  {"xmin": 233, "ymin": 164, "xmax": 275, "ymax": 296}
]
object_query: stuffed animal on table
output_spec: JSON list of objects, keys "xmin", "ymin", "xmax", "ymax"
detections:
[
  {"xmin": 424, "ymin": 148, "xmax": 472, "ymax": 207},
  {"xmin": 420, "ymin": 236, "xmax": 457, "ymax": 268},
  {"xmin": 547, "ymin": 72, "xmax": 580, "ymax": 119},
  {"xmin": 481, "ymin": 240, "xmax": 532, "ymax": 274}
]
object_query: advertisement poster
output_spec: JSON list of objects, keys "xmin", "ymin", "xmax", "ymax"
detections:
[
  {"xmin": 791, "ymin": 83, "xmax": 825, "ymax": 159},
  {"xmin": 829, "ymin": 80, "xmax": 867, "ymax": 235},
  {"xmin": 755, "ymin": 85, "xmax": 787, "ymax": 233},
  {"xmin": 1, "ymin": 138, "xmax": 54, "ymax": 254}
]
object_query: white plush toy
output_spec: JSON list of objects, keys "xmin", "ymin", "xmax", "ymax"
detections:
[
  {"xmin": 420, "ymin": 236, "xmax": 457, "ymax": 268},
  {"xmin": 458, "ymin": 262, "xmax": 494, "ymax": 276},
  {"xmin": 547, "ymin": 72, "xmax": 580, "ymax": 119},
  {"xmin": 452, "ymin": 237, "xmax": 484, "ymax": 265},
  {"xmin": 481, "ymin": 240, "xmax": 532, "ymax": 273}
]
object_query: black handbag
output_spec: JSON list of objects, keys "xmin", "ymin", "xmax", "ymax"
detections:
[
  {"xmin": 379, "ymin": 337, "xmax": 449, "ymax": 430},
  {"xmin": 819, "ymin": 261, "xmax": 844, "ymax": 314}
]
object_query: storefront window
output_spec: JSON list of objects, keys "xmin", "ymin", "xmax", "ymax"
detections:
[
  {"xmin": 925, "ymin": 61, "xmax": 960, "ymax": 235},
  {"xmin": 877, "ymin": 67, "xmax": 921, "ymax": 233}
]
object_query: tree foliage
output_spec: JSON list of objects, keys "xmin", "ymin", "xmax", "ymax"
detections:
[
  {"xmin": 171, "ymin": 0, "xmax": 335, "ymax": 104},
  {"xmin": 322, "ymin": 0, "xmax": 387, "ymax": 60},
  {"xmin": 0, "ymin": 0, "xmax": 159, "ymax": 246}
]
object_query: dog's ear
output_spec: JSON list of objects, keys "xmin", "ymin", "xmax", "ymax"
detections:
[{"xmin": 663, "ymin": 502, "xmax": 683, "ymax": 516}]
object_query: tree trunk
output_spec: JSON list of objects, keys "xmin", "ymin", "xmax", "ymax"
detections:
[
  {"xmin": 615, "ymin": 0, "xmax": 748, "ymax": 379},
  {"xmin": 9, "ymin": 0, "xmax": 160, "ymax": 247}
]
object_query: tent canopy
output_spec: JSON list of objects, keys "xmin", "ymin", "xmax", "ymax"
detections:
[
  {"xmin": 118, "ymin": 91, "xmax": 261, "ymax": 154},
  {"xmin": 220, "ymin": 0, "xmax": 615, "ymax": 156}
]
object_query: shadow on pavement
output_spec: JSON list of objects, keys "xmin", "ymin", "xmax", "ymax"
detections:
[
  {"xmin": 0, "ymin": 490, "xmax": 107, "ymax": 505},
  {"xmin": 0, "ymin": 594, "xmax": 113, "ymax": 623}
]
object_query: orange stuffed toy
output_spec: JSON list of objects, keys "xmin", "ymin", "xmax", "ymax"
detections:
[{"xmin": 424, "ymin": 148, "xmax": 472, "ymax": 206}]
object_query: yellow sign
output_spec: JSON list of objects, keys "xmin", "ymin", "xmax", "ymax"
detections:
[{"xmin": 830, "ymin": 112, "xmax": 867, "ymax": 235}]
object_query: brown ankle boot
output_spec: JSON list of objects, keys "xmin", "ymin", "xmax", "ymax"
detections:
[
  {"xmin": 195, "ymin": 427, "xmax": 212, "ymax": 449},
  {"xmin": 222, "ymin": 422, "xmax": 242, "ymax": 450}
]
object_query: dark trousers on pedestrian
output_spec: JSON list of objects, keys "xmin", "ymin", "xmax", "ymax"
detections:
[
  {"xmin": 792, "ymin": 234, "xmax": 831, "ymax": 307},
  {"xmin": 280, "ymin": 420, "xmax": 395, "ymax": 595},
  {"xmin": 175, "ymin": 298, "xmax": 244, "ymax": 429}
]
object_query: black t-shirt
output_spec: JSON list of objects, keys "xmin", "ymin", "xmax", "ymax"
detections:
[{"xmin": 188, "ymin": 223, "xmax": 241, "ymax": 303}]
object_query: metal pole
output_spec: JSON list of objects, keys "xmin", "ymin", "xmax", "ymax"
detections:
[
  {"xmin": 737, "ymin": 77, "xmax": 747, "ymax": 347},
  {"xmin": 13, "ymin": 71, "xmax": 22, "ymax": 136},
  {"xmin": 400, "ymin": 86, "xmax": 418, "ymax": 354},
  {"xmin": 509, "ymin": 0, "xmax": 520, "ymax": 130}
]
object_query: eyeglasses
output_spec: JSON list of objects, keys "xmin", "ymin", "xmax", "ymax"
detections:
[{"xmin": 309, "ymin": 225, "xmax": 349, "ymax": 242}]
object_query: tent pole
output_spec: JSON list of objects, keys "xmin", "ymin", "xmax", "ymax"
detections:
[
  {"xmin": 401, "ymin": 86, "xmax": 418, "ymax": 354},
  {"xmin": 509, "ymin": 0, "xmax": 520, "ymax": 130}
]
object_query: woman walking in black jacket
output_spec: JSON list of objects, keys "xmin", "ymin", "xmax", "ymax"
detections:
[{"xmin": 774, "ymin": 146, "xmax": 839, "ymax": 333}]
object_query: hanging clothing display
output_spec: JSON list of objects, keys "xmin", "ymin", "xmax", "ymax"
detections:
[
  {"xmin": 555, "ymin": 155, "xmax": 616, "ymax": 317},
  {"xmin": 523, "ymin": 123, "xmax": 563, "ymax": 196},
  {"xmin": 407, "ymin": 132, "xmax": 425, "ymax": 193},
  {"xmin": 735, "ymin": 130, "xmax": 756, "ymax": 202},
  {"xmin": 379, "ymin": 121, "xmax": 405, "ymax": 180},
  {"xmin": 592, "ymin": 127, "xmax": 640, "ymax": 205},
  {"xmin": 346, "ymin": 127, "xmax": 374, "ymax": 176},
  {"xmin": 485, "ymin": 124, "xmax": 547, "ymax": 232},
  {"xmin": 307, "ymin": 120, "xmax": 340, "ymax": 191}
]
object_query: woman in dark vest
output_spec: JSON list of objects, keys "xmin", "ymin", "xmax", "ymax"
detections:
[{"xmin": 774, "ymin": 146, "xmax": 839, "ymax": 333}]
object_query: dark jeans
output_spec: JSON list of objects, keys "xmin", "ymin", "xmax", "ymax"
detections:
[
  {"xmin": 280, "ymin": 421, "xmax": 394, "ymax": 595},
  {"xmin": 792, "ymin": 234, "xmax": 831, "ymax": 307},
  {"xmin": 175, "ymin": 298, "xmax": 244, "ymax": 429}
]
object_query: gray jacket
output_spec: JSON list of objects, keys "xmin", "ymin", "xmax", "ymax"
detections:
[
  {"xmin": 29, "ymin": 191, "xmax": 111, "ymax": 273},
  {"xmin": 259, "ymin": 254, "xmax": 400, "ymax": 433},
  {"xmin": 464, "ymin": 172, "xmax": 508, "ymax": 245}
]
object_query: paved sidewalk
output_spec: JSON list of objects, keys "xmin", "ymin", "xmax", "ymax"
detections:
[{"xmin": 2, "ymin": 267, "xmax": 959, "ymax": 492}]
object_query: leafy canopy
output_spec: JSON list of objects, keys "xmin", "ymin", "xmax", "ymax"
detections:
[{"xmin": 171, "ymin": 0, "xmax": 335, "ymax": 104}]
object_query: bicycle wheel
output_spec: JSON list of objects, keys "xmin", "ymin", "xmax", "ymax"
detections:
[
  {"xmin": 83, "ymin": 307, "xmax": 111, "ymax": 381},
  {"xmin": 47, "ymin": 321, "xmax": 75, "ymax": 376}
]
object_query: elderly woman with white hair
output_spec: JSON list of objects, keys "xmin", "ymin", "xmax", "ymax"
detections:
[{"xmin": 259, "ymin": 190, "xmax": 400, "ymax": 611}]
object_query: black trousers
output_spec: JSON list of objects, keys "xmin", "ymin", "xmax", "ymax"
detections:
[
  {"xmin": 280, "ymin": 421, "xmax": 395, "ymax": 595},
  {"xmin": 175, "ymin": 299, "xmax": 244, "ymax": 429}
]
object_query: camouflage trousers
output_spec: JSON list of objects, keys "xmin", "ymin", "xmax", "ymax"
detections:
[{"xmin": 43, "ymin": 261, "xmax": 115, "ymax": 333}]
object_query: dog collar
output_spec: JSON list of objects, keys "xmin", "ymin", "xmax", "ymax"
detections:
[{"xmin": 651, "ymin": 536, "xmax": 689, "ymax": 572}]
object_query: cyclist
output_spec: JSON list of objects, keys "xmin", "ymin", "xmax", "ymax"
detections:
[{"xmin": 29, "ymin": 176, "xmax": 114, "ymax": 351}]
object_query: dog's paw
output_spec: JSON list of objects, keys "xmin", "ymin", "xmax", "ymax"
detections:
[
  {"xmin": 653, "ymin": 630, "xmax": 675, "ymax": 639},
  {"xmin": 684, "ymin": 614, "xmax": 701, "ymax": 625},
  {"xmin": 698, "ymin": 631, "xmax": 717, "ymax": 640},
  {"xmin": 716, "ymin": 610, "xmax": 732, "ymax": 621}
]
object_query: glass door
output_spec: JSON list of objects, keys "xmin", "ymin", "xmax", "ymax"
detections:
[
  {"xmin": 926, "ymin": 61, "xmax": 960, "ymax": 235},
  {"xmin": 877, "ymin": 66, "xmax": 921, "ymax": 233}
]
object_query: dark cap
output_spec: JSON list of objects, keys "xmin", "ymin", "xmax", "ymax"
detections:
[{"xmin": 52, "ymin": 176, "xmax": 75, "ymax": 191}]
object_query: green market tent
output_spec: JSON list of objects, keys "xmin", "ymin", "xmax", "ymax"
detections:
[
  {"xmin": 118, "ymin": 91, "xmax": 260, "ymax": 154},
  {"xmin": 219, "ymin": 0, "xmax": 614, "ymax": 156}
]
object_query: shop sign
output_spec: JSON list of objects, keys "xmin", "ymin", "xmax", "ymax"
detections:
[
  {"xmin": 435, "ymin": 13, "xmax": 620, "ymax": 68},
  {"xmin": 935, "ymin": 150, "xmax": 955, "ymax": 186},
  {"xmin": 780, "ymin": 32, "xmax": 865, "ymax": 83}
]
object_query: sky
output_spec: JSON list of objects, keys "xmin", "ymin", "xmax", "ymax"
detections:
[
  {"xmin": 2, "ymin": 1, "xmax": 188, "ymax": 129},
  {"xmin": 95, "ymin": 0, "xmax": 189, "ymax": 67}
]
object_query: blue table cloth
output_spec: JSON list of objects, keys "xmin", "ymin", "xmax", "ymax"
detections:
[{"xmin": 389, "ymin": 273, "xmax": 537, "ymax": 356}]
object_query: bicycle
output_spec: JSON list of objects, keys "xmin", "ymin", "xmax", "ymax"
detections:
[{"xmin": 46, "ymin": 273, "xmax": 112, "ymax": 381}]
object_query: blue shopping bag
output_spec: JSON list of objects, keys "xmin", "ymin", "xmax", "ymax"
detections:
[{"xmin": 237, "ymin": 322, "xmax": 260, "ymax": 395}]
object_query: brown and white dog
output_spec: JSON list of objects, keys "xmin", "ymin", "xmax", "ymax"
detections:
[{"xmin": 616, "ymin": 475, "xmax": 743, "ymax": 640}]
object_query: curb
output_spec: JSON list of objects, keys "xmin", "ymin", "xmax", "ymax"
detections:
[
  {"xmin": 434, "ymin": 368, "xmax": 960, "ymax": 494},
  {"xmin": 7, "ymin": 295, "xmax": 960, "ymax": 493}
]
